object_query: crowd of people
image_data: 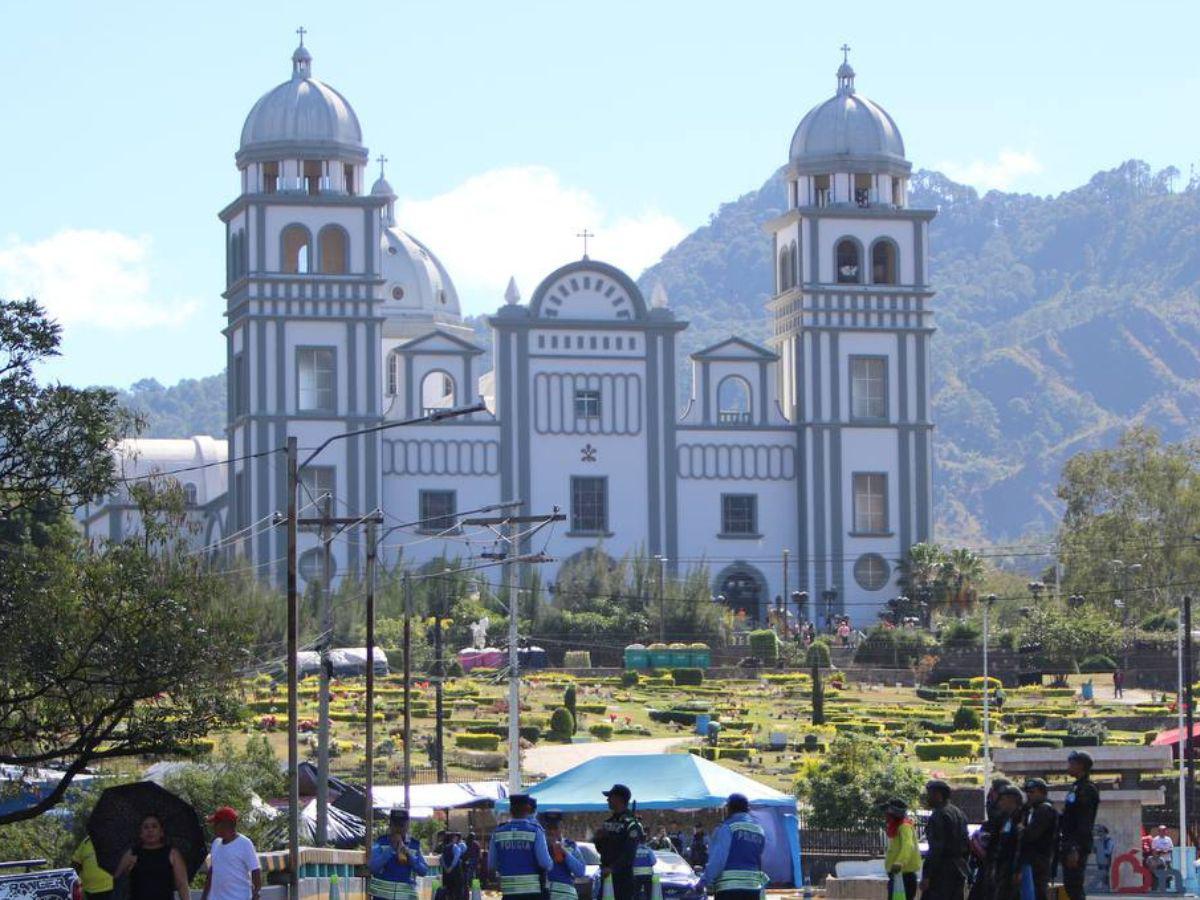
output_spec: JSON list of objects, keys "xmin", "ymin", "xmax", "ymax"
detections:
[
  {"xmin": 370, "ymin": 785, "xmax": 768, "ymax": 900},
  {"xmin": 884, "ymin": 750, "xmax": 1101, "ymax": 900}
]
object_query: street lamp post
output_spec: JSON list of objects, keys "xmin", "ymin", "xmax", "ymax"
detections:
[
  {"xmin": 822, "ymin": 588, "xmax": 837, "ymax": 633},
  {"xmin": 982, "ymin": 593, "xmax": 997, "ymax": 784}
]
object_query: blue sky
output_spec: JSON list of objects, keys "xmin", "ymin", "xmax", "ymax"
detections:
[{"xmin": 2, "ymin": 0, "xmax": 1197, "ymax": 388}]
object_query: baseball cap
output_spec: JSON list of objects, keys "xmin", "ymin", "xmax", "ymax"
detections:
[
  {"xmin": 603, "ymin": 784, "xmax": 632, "ymax": 801},
  {"xmin": 208, "ymin": 806, "xmax": 238, "ymax": 824},
  {"xmin": 389, "ymin": 808, "xmax": 410, "ymax": 825}
]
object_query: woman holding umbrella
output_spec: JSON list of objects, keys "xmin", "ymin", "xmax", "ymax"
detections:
[{"xmin": 113, "ymin": 813, "xmax": 194, "ymax": 900}]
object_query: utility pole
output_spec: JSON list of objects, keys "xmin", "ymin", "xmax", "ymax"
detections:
[
  {"xmin": 782, "ymin": 549, "xmax": 790, "ymax": 640},
  {"xmin": 1186, "ymin": 595, "xmax": 1196, "ymax": 838},
  {"xmin": 982, "ymin": 594, "xmax": 995, "ymax": 784},
  {"xmin": 316, "ymin": 494, "xmax": 333, "ymax": 845},
  {"xmin": 285, "ymin": 437, "xmax": 299, "ymax": 889},
  {"xmin": 506, "ymin": 518, "xmax": 521, "ymax": 791},
  {"xmin": 402, "ymin": 573, "xmax": 412, "ymax": 811},
  {"xmin": 364, "ymin": 521, "xmax": 377, "ymax": 850},
  {"xmin": 657, "ymin": 555, "xmax": 667, "ymax": 642},
  {"xmin": 1179, "ymin": 607, "xmax": 1187, "ymax": 848},
  {"xmin": 462, "ymin": 509, "xmax": 564, "ymax": 791},
  {"xmin": 434, "ymin": 579, "xmax": 445, "ymax": 783}
]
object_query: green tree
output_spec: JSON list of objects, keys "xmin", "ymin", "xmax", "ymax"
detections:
[
  {"xmin": 1057, "ymin": 428, "xmax": 1200, "ymax": 620},
  {"xmin": 1022, "ymin": 606, "xmax": 1118, "ymax": 672},
  {"xmin": 799, "ymin": 733, "xmax": 924, "ymax": 829},
  {"xmin": 563, "ymin": 684, "xmax": 578, "ymax": 734}
]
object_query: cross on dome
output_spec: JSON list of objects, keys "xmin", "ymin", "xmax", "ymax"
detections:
[
  {"xmin": 576, "ymin": 228, "xmax": 594, "ymax": 259},
  {"xmin": 836, "ymin": 43, "xmax": 856, "ymax": 95},
  {"xmin": 296, "ymin": 26, "xmax": 307, "ymax": 46},
  {"xmin": 376, "ymin": 154, "xmax": 388, "ymax": 179},
  {"xmin": 291, "ymin": 28, "xmax": 313, "ymax": 79}
]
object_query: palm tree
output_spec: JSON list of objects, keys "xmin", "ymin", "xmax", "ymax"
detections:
[
  {"xmin": 941, "ymin": 547, "xmax": 985, "ymax": 615},
  {"xmin": 895, "ymin": 542, "xmax": 947, "ymax": 626}
]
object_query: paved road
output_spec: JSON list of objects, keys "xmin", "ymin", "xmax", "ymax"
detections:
[{"xmin": 523, "ymin": 736, "xmax": 696, "ymax": 778}]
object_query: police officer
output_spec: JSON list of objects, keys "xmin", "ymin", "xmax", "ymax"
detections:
[
  {"xmin": 1058, "ymin": 752, "xmax": 1100, "ymax": 900},
  {"xmin": 700, "ymin": 793, "xmax": 767, "ymax": 900},
  {"xmin": 440, "ymin": 831, "xmax": 466, "ymax": 900},
  {"xmin": 990, "ymin": 785, "xmax": 1025, "ymax": 900},
  {"xmin": 633, "ymin": 836, "xmax": 658, "ymax": 900},
  {"xmin": 490, "ymin": 794, "xmax": 553, "ymax": 900},
  {"xmin": 921, "ymin": 779, "xmax": 970, "ymax": 900},
  {"xmin": 1019, "ymin": 779, "xmax": 1058, "ymax": 900},
  {"xmin": 369, "ymin": 809, "xmax": 429, "ymax": 900},
  {"xmin": 539, "ymin": 813, "xmax": 586, "ymax": 900},
  {"xmin": 593, "ymin": 784, "xmax": 644, "ymax": 900}
]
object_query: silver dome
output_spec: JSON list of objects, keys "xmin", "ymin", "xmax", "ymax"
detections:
[
  {"xmin": 237, "ymin": 43, "xmax": 366, "ymax": 166},
  {"xmin": 379, "ymin": 225, "xmax": 462, "ymax": 331},
  {"xmin": 789, "ymin": 61, "xmax": 909, "ymax": 176}
]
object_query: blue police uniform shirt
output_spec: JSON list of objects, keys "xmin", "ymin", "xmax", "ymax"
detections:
[
  {"xmin": 490, "ymin": 816, "xmax": 553, "ymax": 896},
  {"xmin": 370, "ymin": 835, "xmax": 429, "ymax": 883},
  {"xmin": 548, "ymin": 839, "xmax": 587, "ymax": 885},
  {"xmin": 634, "ymin": 846, "xmax": 657, "ymax": 877},
  {"xmin": 702, "ymin": 813, "xmax": 766, "ymax": 892}
]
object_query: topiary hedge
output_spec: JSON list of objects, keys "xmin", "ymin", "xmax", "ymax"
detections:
[
  {"xmin": 914, "ymin": 741, "xmax": 977, "ymax": 760},
  {"xmin": 671, "ymin": 668, "xmax": 704, "ymax": 686},
  {"xmin": 748, "ymin": 630, "xmax": 779, "ymax": 664},
  {"xmin": 648, "ymin": 709, "xmax": 699, "ymax": 726},
  {"xmin": 588, "ymin": 723, "xmax": 614, "ymax": 740},
  {"xmin": 454, "ymin": 732, "xmax": 501, "ymax": 751},
  {"xmin": 550, "ymin": 706, "xmax": 575, "ymax": 740},
  {"xmin": 1016, "ymin": 738, "xmax": 1064, "ymax": 748}
]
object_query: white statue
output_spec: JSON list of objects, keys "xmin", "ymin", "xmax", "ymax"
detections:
[{"xmin": 469, "ymin": 617, "xmax": 490, "ymax": 649}]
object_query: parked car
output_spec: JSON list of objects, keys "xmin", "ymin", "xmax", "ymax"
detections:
[
  {"xmin": 653, "ymin": 851, "xmax": 704, "ymax": 900},
  {"xmin": 0, "ymin": 860, "xmax": 80, "ymax": 900},
  {"xmin": 573, "ymin": 841, "xmax": 603, "ymax": 900}
]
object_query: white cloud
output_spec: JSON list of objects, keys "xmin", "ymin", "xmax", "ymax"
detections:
[
  {"xmin": 396, "ymin": 166, "xmax": 687, "ymax": 314},
  {"xmin": 0, "ymin": 229, "xmax": 198, "ymax": 329},
  {"xmin": 937, "ymin": 150, "xmax": 1044, "ymax": 192}
]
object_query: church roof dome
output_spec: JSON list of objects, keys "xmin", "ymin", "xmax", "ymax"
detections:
[
  {"xmin": 237, "ymin": 40, "xmax": 366, "ymax": 166},
  {"xmin": 789, "ymin": 55, "xmax": 909, "ymax": 177},
  {"xmin": 380, "ymin": 225, "xmax": 462, "ymax": 325}
]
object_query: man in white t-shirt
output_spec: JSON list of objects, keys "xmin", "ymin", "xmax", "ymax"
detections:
[
  {"xmin": 201, "ymin": 807, "xmax": 262, "ymax": 900},
  {"xmin": 1149, "ymin": 826, "xmax": 1174, "ymax": 868}
]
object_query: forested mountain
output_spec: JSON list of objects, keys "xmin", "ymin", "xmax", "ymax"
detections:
[{"xmin": 110, "ymin": 161, "xmax": 1200, "ymax": 544}]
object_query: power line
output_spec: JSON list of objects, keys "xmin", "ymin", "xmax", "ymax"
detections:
[{"xmin": 115, "ymin": 445, "xmax": 282, "ymax": 483}]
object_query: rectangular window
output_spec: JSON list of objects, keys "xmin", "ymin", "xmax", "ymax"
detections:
[
  {"xmin": 850, "ymin": 356, "xmax": 888, "ymax": 420},
  {"xmin": 299, "ymin": 466, "xmax": 335, "ymax": 531},
  {"xmin": 853, "ymin": 473, "xmax": 888, "ymax": 534},
  {"xmin": 720, "ymin": 494, "xmax": 758, "ymax": 536},
  {"xmin": 551, "ymin": 335, "xmax": 559, "ymax": 349},
  {"xmin": 574, "ymin": 388, "xmax": 601, "ymax": 419},
  {"xmin": 262, "ymin": 161, "xmax": 279, "ymax": 194},
  {"xmin": 344, "ymin": 164, "xmax": 356, "ymax": 196},
  {"xmin": 234, "ymin": 471, "xmax": 247, "ymax": 530},
  {"xmin": 537, "ymin": 335, "xmax": 545, "ymax": 349},
  {"xmin": 297, "ymin": 347, "xmax": 335, "ymax": 412},
  {"xmin": 419, "ymin": 489, "xmax": 457, "ymax": 533},
  {"xmin": 233, "ymin": 353, "xmax": 248, "ymax": 416},
  {"xmin": 571, "ymin": 476, "xmax": 608, "ymax": 534}
]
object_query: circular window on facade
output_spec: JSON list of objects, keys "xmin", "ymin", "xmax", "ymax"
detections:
[
  {"xmin": 392, "ymin": 286, "xmax": 405, "ymax": 300},
  {"xmin": 853, "ymin": 553, "xmax": 890, "ymax": 592},
  {"xmin": 387, "ymin": 246, "xmax": 398, "ymax": 256},
  {"xmin": 299, "ymin": 548, "xmax": 336, "ymax": 584}
]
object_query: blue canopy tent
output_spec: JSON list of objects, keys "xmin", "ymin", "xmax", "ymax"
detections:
[{"xmin": 526, "ymin": 753, "xmax": 801, "ymax": 886}]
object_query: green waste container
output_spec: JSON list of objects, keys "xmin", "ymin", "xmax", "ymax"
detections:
[
  {"xmin": 668, "ymin": 643, "xmax": 691, "ymax": 667},
  {"xmin": 647, "ymin": 643, "xmax": 671, "ymax": 669},
  {"xmin": 689, "ymin": 643, "xmax": 711, "ymax": 669}
]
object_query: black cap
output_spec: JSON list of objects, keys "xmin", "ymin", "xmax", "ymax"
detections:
[
  {"xmin": 1067, "ymin": 750, "xmax": 1094, "ymax": 770},
  {"xmin": 998, "ymin": 786, "xmax": 1025, "ymax": 803},
  {"xmin": 510, "ymin": 793, "xmax": 537, "ymax": 811},
  {"xmin": 990, "ymin": 777, "xmax": 1012, "ymax": 791},
  {"xmin": 1023, "ymin": 778, "xmax": 1049, "ymax": 792},
  {"xmin": 389, "ymin": 808, "xmax": 410, "ymax": 825},
  {"xmin": 925, "ymin": 779, "xmax": 952, "ymax": 797},
  {"xmin": 726, "ymin": 793, "xmax": 749, "ymax": 813},
  {"xmin": 538, "ymin": 812, "xmax": 564, "ymax": 826},
  {"xmin": 883, "ymin": 799, "xmax": 908, "ymax": 817},
  {"xmin": 603, "ymin": 784, "xmax": 632, "ymax": 801}
]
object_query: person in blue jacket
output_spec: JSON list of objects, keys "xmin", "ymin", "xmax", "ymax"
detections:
[
  {"xmin": 539, "ymin": 812, "xmax": 587, "ymax": 900},
  {"xmin": 700, "ymin": 794, "xmax": 766, "ymax": 900},
  {"xmin": 633, "ymin": 837, "xmax": 657, "ymax": 900},
  {"xmin": 440, "ymin": 831, "xmax": 466, "ymax": 900},
  {"xmin": 489, "ymin": 794, "xmax": 553, "ymax": 900},
  {"xmin": 370, "ymin": 809, "xmax": 429, "ymax": 900}
]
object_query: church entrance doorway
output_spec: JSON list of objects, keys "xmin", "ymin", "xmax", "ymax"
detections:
[{"xmin": 714, "ymin": 562, "xmax": 767, "ymax": 624}]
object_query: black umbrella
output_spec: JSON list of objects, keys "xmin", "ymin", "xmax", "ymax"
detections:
[{"xmin": 87, "ymin": 781, "xmax": 208, "ymax": 879}]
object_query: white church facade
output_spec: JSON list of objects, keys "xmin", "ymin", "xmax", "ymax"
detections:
[{"xmin": 82, "ymin": 42, "xmax": 934, "ymax": 625}]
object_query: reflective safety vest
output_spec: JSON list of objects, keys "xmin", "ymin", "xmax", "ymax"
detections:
[
  {"xmin": 634, "ymin": 846, "xmax": 656, "ymax": 878},
  {"xmin": 493, "ymin": 819, "xmax": 546, "ymax": 896},
  {"xmin": 370, "ymin": 836, "xmax": 425, "ymax": 900},
  {"xmin": 714, "ymin": 815, "xmax": 766, "ymax": 893},
  {"xmin": 547, "ymin": 839, "xmax": 582, "ymax": 900}
]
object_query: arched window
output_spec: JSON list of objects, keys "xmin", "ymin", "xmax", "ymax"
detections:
[
  {"xmin": 420, "ymin": 370, "xmax": 456, "ymax": 415},
  {"xmin": 281, "ymin": 225, "xmax": 311, "ymax": 274},
  {"xmin": 778, "ymin": 249, "xmax": 791, "ymax": 293},
  {"xmin": 790, "ymin": 240, "xmax": 799, "ymax": 287},
  {"xmin": 318, "ymin": 225, "xmax": 349, "ymax": 275},
  {"xmin": 871, "ymin": 240, "xmax": 897, "ymax": 285},
  {"xmin": 386, "ymin": 351, "xmax": 400, "ymax": 396},
  {"xmin": 716, "ymin": 375, "xmax": 752, "ymax": 425},
  {"xmin": 713, "ymin": 562, "xmax": 767, "ymax": 623},
  {"xmin": 836, "ymin": 238, "xmax": 861, "ymax": 284},
  {"xmin": 183, "ymin": 483, "xmax": 198, "ymax": 507}
]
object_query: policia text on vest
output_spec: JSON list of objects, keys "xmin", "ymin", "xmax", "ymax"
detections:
[{"xmin": 701, "ymin": 795, "xmax": 767, "ymax": 900}]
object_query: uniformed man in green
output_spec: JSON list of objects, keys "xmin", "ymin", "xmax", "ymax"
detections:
[
  {"xmin": 1058, "ymin": 752, "xmax": 1100, "ymax": 900},
  {"xmin": 593, "ymin": 784, "xmax": 644, "ymax": 900}
]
